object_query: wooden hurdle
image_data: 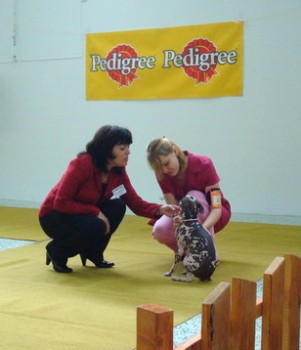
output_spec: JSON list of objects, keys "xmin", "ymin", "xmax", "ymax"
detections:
[{"xmin": 136, "ymin": 254, "xmax": 301, "ymax": 350}]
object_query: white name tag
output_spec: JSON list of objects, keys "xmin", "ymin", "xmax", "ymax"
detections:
[{"xmin": 111, "ymin": 184, "xmax": 127, "ymax": 199}]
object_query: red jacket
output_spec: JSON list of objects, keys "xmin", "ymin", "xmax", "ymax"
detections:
[{"xmin": 38, "ymin": 153, "xmax": 161, "ymax": 219}]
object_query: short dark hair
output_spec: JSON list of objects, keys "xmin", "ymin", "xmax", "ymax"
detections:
[{"xmin": 80, "ymin": 125, "xmax": 132, "ymax": 172}]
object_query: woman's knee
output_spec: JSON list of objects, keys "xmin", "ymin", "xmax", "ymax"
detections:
[
  {"xmin": 112, "ymin": 198, "xmax": 126, "ymax": 214},
  {"xmin": 152, "ymin": 218, "xmax": 178, "ymax": 251},
  {"xmin": 152, "ymin": 217, "xmax": 174, "ymax": 243},
  {"xmin": 84, "ymin": 217, "xmax": 107, "ymax": 238},
  {"xmin": 186, "ymin": 190, "xmax": 210, "ymax": 220},
  {"xmin": 101, "ymin": 198, "xmax": 126, "ymax": 220},
  {"xmin": 99, "ymin": 198, "xmax": 126, "ymax": 234}
]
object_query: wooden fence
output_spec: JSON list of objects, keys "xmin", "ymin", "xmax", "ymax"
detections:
[{"xmin": 136, "ymin": 254, "xmax": 301, "ymax": 350}]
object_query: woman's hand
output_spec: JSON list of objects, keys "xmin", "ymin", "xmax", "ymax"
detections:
[
  {"xmin": 97, "ymin": 211, "xmax": 111, "ymax": 234},
  {"xmin": 159, "ymin": 204, "xmax": 181, "ymax": 218}
]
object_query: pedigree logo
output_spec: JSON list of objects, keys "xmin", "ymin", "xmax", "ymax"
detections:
[
  {"xmin": 90, "ymin": 44, "xmax": 155, "ymax": 87},
  {"xmin": 90, "ymin": 38, "xmax": 238, "ymax": 87}
]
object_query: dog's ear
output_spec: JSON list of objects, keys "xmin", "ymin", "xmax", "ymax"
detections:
[{"xmin": 196, "ymin": 201, "xmax": 204, "ymax": 214}]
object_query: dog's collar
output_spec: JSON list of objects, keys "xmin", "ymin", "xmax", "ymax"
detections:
[{"xmin": 182, "ymin": 218, "xmax": 198, "ymax": 222}]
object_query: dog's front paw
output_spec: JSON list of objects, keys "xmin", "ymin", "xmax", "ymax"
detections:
[
  {"xmin": 171, "ymin": 276, "xmax": 192, "ymax": 283},
  {"xmin": 163, "ymin": 271, "xmax": 172, "ymax": 277}
]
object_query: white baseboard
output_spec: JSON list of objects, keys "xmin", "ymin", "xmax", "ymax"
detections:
[
  {"xmin": 0, "ymin": 199, "xmax": 40, "ymax": 209},
  {"xmin": 1, "ymin": 199, "xmax": 300, "ymax": 226},
  {"xmin": 231, "ymin": 213, "xmax": 301, "ymax": 226}
]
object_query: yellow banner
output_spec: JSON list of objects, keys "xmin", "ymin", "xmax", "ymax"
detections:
[{"xmin": 86, "ymin": 22, "xmax": 243, "ymax": 100}]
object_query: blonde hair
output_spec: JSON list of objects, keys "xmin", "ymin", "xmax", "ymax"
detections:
[{"xmin": 146, "ymin": 137, "xmax": 186, "ymax": 179}]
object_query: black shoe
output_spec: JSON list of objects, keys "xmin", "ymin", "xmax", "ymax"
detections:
[
  {"xmin": 80, "ymin": 254, "xmax": 115, "ymax": 268},
  {"xmin": 46, "ymin": 252, "xmax": 73, "ymax": 273},
  {"xmin": 97, "ymin": 259, "xmax": 115, "ymax": 268}
]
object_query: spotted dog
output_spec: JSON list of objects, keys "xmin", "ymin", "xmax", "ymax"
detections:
[{"xmin": 164, "ymin": 195, "xmax": 217, "ymax": 282}]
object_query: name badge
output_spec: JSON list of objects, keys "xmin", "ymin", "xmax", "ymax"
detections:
[{"xmin": 111, "ymin": 184, "xmax": 127, "ymax": 199}]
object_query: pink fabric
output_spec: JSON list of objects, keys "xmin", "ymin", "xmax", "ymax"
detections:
[{"xmin": 152, "ymin": 190, "xmax": 215, "ymax": 253}]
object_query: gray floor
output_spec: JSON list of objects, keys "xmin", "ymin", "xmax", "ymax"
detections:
[{"xmin": 0, "ymin": 237, "xmax": 35, "ymax": 251}]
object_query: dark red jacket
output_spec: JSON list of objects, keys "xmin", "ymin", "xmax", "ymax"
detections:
[{"xmin": 38, "ymin": 153, "xmax": 161, "ymax": 219}]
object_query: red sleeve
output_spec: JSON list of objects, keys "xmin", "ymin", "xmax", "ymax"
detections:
[
  {"xmin": 52, "ymin": 157, "xmax": 99, "ymax": 216},
  {"xmin": 122, "ymin": 172, "xmax": 161, "ymax": 219},
  {"xmin": 202, "ymin": 158, "xmax": 220, "ymax": 188}
]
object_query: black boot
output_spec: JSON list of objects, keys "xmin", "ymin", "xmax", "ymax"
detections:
[
  {"xmin": 79, "ymin": 253, "xmax": 114, "ymax": 268},
  {"xmin": 46, "ymin": 244, "xmax": 73, "ymax": 273}
]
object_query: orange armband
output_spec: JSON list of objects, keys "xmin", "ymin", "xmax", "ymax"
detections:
[{"xmin": 210, "ymin": 189, "xmax": 222, "ymax": 208}]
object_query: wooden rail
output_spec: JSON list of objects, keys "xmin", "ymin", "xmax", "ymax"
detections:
[{"xmin": 136, "ymin": 254, "xmax": 301, "ymax": 350}]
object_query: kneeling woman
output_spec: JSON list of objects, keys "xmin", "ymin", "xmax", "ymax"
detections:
[
  {"xmin": 146, "ymin": 137, "xmax": 231, "ymax": 253},
  {"xmin": 38, "ymin": 126, "xmax": 179, "ymax": 273}
]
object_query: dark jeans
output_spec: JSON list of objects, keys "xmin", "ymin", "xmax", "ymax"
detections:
[{"xmin": 39, "ymin": 198, "xmax": 126, "ymax": 261}]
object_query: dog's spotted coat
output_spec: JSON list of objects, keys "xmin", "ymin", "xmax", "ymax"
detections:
[{"xmin": 164, "ymin": 195, "xmax": 217, "ymax": 282}]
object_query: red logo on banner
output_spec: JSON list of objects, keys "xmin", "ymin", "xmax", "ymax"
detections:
[
  {"xmin": 105, "ymin": 44, "xmax": 138, "ymax": 87},
  {"xmin": 181, "ymin": 38, "xmax": 218, "ymax": 84}
]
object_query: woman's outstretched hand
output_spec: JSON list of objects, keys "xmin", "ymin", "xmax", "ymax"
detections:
[{"xmin": 159, "ymin": 204, "xmax": 181, "ymax": 218}]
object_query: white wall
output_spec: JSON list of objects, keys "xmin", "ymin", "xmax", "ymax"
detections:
[{"xmin": 0, "ymin": 0, "xmax": 301, "ymax": 225}]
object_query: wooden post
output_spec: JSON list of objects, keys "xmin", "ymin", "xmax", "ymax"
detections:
[
  {"xmin": 201, "ymin": 282, "xmax": 231, "ymax": 350},
  {"xmin": 282, "ymin": 254, "xmax": 301, "ymax": 350},
  {"xmin": 136, "ymin": 304, "xmax": 173, "ymax": 350},
  {"xmin": 229, "ymin": 278, "xmax": 257, "ymax": 350},
  {"xmin": 261, "ymin": 256, "xmax": 285, "ymax": 350}
]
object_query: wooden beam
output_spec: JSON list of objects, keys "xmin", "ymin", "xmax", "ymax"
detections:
[
  {"xmin": 201, "ymin": 282, "xmax": 231, "ymax": 350},
  {"xmin": 261, "ymin": 256, "xmax": 285, "ymax": 350},
  {"xmin": 136, "ymin": 304, "xmax": 173, "ymax": 350},
  {"xmin": 229, "ymin": 278, "xmax": 257, "ymax": 350},
  {"xmin": 282, "ymin": 254, "xmax": 301, "ymax": 350}
]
